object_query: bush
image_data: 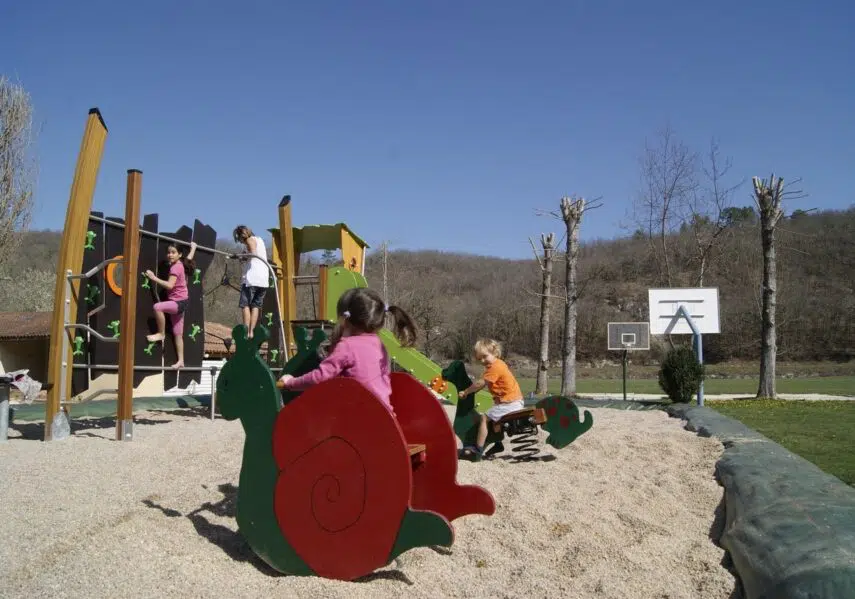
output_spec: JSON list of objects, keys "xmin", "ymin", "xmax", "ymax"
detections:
[{"xmin": 658, "ymin": 345, "xmax": 705, "ymax": 403}]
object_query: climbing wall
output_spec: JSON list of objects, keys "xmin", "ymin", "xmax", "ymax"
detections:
[
  {"xmin": 71, "ymin": 212, "xmax": 105, "ymax": 397},
  {"xmin": 177, "ymin": 219, "xmax": 217, "ymax": 388},
  {"xmin": 90, "ymin": 216, "xmax": 124, "ymax": 380},
  {"xmin": 133, "ymin": 214, "xmax": 160, "ymax": 387},
  {"xmin": 70, "ymin": 213, "xmax": 218, "ymax": 394}
]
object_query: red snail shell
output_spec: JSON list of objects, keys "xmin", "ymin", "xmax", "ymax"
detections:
[{"xmin": 272, "ymin": 377, "xmax": 414, "ymax": 580}]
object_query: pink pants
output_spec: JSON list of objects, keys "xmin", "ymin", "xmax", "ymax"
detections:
[{"xmin": 153, "ymin": 301, "xmax": 185, "ymax": 335}]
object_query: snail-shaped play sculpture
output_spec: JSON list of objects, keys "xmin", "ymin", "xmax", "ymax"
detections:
[
  {"xmin": 441, "ymin": 360, "xmax": 594, "ymax": 458},
  {"xmin": 216, "ymin": 325, "xmax": 496, "ymax": 581}
]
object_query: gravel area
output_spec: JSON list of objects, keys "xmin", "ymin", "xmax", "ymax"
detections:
[{"xmin": 1, "ymin": 406, "xmax": 738, "ymax": 598}]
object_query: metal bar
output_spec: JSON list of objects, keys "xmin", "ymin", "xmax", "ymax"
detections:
[
  {"xmin": 60, "ymin": 272, "xmax": 72, "ymax": 411},
  {"xmin": 294, "ymin": 279, "xmax": 318, "ymax": 287},
  {"xmin": 68, "ymin": 257, "xmax": 123, "ymax": 280},
  {"xmin": 293, "ymin": 275, "xmax": 319, "ymax": 280},
  {"xmin": 88, "ymin": 214, "xmax": 233, "ymax": 258},
  {"xmin": 209, "ymin": 367, "xmax": 217, "ymax": 421},
  {"xmin": 72, "ymin": 364, "xmax": 220, "ymax": 372},
  {"xmin": 65, "ymin": 323, "xmax": 119, "ymax": 343},
  {"xmin": 87, "ymin": 303, "xmax": 107, "ymax": 318}
]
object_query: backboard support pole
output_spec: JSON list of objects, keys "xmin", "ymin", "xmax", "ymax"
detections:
[
  {"xmin": 622, "ymin": 348, "xmax": 628, "ymax": 402},
  {"xmin": 672, "ymin": 305, "xmax": 705, "ymax": 407}
]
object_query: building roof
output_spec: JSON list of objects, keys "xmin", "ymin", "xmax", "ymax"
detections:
[
  {"xmin": 204, "ymin": 321, "xmax": 235, "ymax": 357},
  {"xmin": 0, "ymin": 312, "xmax": 52, "ymax": 340},
  {"xmin": 203, "ymin": 322, "xmax": 276, "ymax": 359}
]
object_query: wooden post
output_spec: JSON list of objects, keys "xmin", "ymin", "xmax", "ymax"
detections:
[
  {"xmin": 116, "ymin": 170, "xmax": 142, "ymax": 441},
  {"xmin": 45, "ymin": 109, "xmax": 108, "ymax": 440},
  {"xmin": 318, "ymin": 264, "xmax": 328, "ymax": 321},
  {"xmin": 277, "ymin": 195, "xmax": 298, "ymax": 357}
]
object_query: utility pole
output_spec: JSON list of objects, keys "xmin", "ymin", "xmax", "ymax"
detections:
[{"xmin": 382, "ymin": 240, "xmax": 389, "ymax": 300}]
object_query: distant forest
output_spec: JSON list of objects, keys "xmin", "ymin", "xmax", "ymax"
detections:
[{"xmin": 2, "ymin": 204, "xmax": 852, "ymax": 368}]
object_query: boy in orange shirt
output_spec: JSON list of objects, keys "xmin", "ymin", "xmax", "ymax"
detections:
[{"xmin": 458, "ymin": 338, "xmax": 524, "ymax": 459}]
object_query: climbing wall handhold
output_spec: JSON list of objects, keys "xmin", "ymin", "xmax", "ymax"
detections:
[
  {"xmin": 72, "ymin": 335, "xmax": 85, "ymax": 357},
  {"xmin": 188, "ymin": 324, "xmax": 201, "ymax": 341},
  {"xmin": 108, "ymin": 320, "xmax": 120, "ymax": 338},
  {"xmin": 265, "ymin": 312, "xmax": 274, "ymax": 326},
  {"xmin": 84, "ymin": 230, "xmax": 97, "ymax": 250},
  {"xmin": 192, "ymin": 268, "xmax": 201, "ymax": 285},
  {"xmin": 143, "ymin": 342, "xmax": 156, "ymax": 356}
]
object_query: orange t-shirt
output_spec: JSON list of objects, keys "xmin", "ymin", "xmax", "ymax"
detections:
[{"xmin": 483, "ymin": 359, "xmax": 523, "ymax": 403}]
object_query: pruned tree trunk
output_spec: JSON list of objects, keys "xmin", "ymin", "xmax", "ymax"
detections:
[
  {"xmin": 758, "ymin": 222, "xmax": 776, "ymax": 397},
  {"xmin": 560, "ymin": 197, "xmax": 585, "ymax": 396},
  {"xmin": 535, "ymin": 233, "xmax": 555, "ymax": 395},
  {"xmin": 753, "ymin": 175, "xmax": 787, "ymax": 399}
]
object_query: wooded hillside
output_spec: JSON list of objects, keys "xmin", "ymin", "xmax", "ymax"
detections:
[{"xmin": 1, "ymin": 205, "xmax": 852, "ymax": 366}]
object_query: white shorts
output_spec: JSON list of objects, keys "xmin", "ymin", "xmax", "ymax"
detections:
[{"xmin": 485, "ymin": 399, "xmax": 525, "ymax": 422}]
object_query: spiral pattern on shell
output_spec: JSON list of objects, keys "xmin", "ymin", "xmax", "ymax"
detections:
[{"xmin": 272, "ymin": 378, "xmax": 413, "ymax": 580}]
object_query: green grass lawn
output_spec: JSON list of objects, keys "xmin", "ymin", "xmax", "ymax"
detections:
[
  {"xmin": 518, "ymin": 376, "xmax": 855, "ymax": 397},
  {"xmin": 705, "ymin": 400, "xmax": 855, "ymax": 487}
]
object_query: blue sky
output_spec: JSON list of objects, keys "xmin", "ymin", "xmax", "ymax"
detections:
[{"xmin": 3, "ymin": 0, "xmax": 853, "ymax": 259}]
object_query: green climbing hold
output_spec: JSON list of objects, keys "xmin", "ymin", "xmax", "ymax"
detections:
[
  {"xmin": 270, "ymin": 348, "xmax": 279, "ymax": 363},
  {"xmin": 188, "ymin": 324, "xmax": 201, "ymax": 341},
  {"xmin": 107, "ymin": 320, "xmax": 120, "ymax": 338},
  {"xmin": 143, "ymin": 342, "xmax": 156, "ymax": 356},
  {"xmin": 84, "ymin": 230, "xmax": 97, "ymax": 250},
  {"xmin": 192, "ymin": 268, "xmax": 201, "ymax": 285},
  {"xmin": 265, "ymin": 312, "xmax": 273, "ymax": 326},
  {"xmin": 85, "ymin": 284, "xmax": 100, "ymax": 306},
  {"xmin": 72, "ymin": 335, "xmax": 85, "ymax": 357},
  {"xmin": 141, "ymin": 274, "xmax": 150, "ymax": 289}
]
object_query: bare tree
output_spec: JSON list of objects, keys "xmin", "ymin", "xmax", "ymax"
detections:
[
  {"xmin": 752, "ymin": 174, "xmax": 805, "ymax": 398},
  {"xmin": 633, "ymin": 124, "xmax": 698, "ymax": 286},
  {"xmin": 536, "ymin": 196, "xmax": 604, "ymax": 394},
  {"xmin": 686, "ymin": 139, "xmax": 745, "ymax": 285},
  {"xmin": 529, "ymin": 233, "xmax": 555, "ymax": 395},
  {"xmin": 0, "ymin": 76, "xmax": 37, "ymax": 268}
]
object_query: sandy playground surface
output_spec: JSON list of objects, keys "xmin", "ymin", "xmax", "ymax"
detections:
[{"xmin": 1, "ymin": 406, "xmax": 738, "ymax": 599}]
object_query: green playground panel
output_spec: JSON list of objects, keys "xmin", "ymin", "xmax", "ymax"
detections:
[
  {"xmin": 323, "ymin": 267, "xmax": 492, "ymax": 412},
  {"xmin": 268, "ymin": 223, "xmax": 369, "ymax": 255}
]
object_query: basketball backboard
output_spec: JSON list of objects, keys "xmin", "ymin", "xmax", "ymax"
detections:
[
  {"xmin": 648, "ymin": 288, "xmax": 720, "ymax": 335},
  {"xmin": 607, "ymin": 322, "xmax": 650, "ymax": 351}
]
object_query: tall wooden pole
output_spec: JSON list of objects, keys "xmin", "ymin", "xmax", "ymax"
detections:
[
  {"xmin": 116, "ymin": 170, "xmax": 142, "ymax": 441},
  {"xmin": 45, "ymin": 109, "xmax": 108, "ymax": 440},
  {"xmin": 277, "ymin": 195, "xmax": 297, "ymax": 357}
]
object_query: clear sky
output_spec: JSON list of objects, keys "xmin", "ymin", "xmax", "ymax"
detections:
[{"xmin": 2, "ymin": 0, "xmax": 853, "ymax": 259}]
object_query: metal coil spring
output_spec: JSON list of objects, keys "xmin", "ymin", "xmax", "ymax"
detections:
[{"xmin": 508, "ymin": 428, "xmax": 540, "ymax": 462}]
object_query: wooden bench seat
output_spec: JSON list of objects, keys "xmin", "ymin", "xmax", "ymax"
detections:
[{"xmin": 497, "ymin": 407, "xmax": 548, "ymax": 425}]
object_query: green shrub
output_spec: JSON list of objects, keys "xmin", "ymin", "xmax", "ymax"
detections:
[{"xmin": 658, "ymin": 345, "xmax": 705, "ymax": 403}]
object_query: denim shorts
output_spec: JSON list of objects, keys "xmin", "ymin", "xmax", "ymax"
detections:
[{"xmin": 239, "ymin": 284, "xmax": 267, "ymax": 309}]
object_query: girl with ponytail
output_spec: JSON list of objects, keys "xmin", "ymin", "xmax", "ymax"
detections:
[{"xmin": 278, "ymin": 287, "xmax": 418, "ymax": 414}]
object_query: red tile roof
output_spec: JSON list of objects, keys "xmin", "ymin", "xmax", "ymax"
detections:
[{"xmin": 0, "ymin": 312, "xmax": 52, "ymax": 340}]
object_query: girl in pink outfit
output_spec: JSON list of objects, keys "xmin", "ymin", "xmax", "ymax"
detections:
[
  {"xmin": 144, "ymin": 241, "xmax": 197, "ymax": 369},
  {"xmin": 278, "ymin": 287, "xmax": 418, "ymax": 413}
]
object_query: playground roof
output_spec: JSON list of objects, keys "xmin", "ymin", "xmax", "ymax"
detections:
[
  {"xmin": 269, "ymin": 223, "xmax": 369, "ymax": 253},
  {"xmin": 0, "ymin": 312, "xmax": 51, "ymax": 340}
]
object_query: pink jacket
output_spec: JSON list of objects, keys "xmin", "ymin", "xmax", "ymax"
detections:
[{"xmin": 280, "ymin": 333, "xmax": 393, "ymax": 412}]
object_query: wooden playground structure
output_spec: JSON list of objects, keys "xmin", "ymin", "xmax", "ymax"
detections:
[{"xmin": 44, "ymin": 108, "xmax": 371, "ymax": 442}]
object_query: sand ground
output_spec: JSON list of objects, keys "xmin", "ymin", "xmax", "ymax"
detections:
[{"xmin": 0, "ymin": 406, "xmax": 738, "ymax": 599}]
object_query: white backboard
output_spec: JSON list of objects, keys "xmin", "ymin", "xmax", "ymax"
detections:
[
  {"xmin": 607, "ymin": 322, "xmax": 650, "ymax": 350},
  {"xmin": 648, "ymin": 288, "xmax": 720, "ymax": 335}
]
